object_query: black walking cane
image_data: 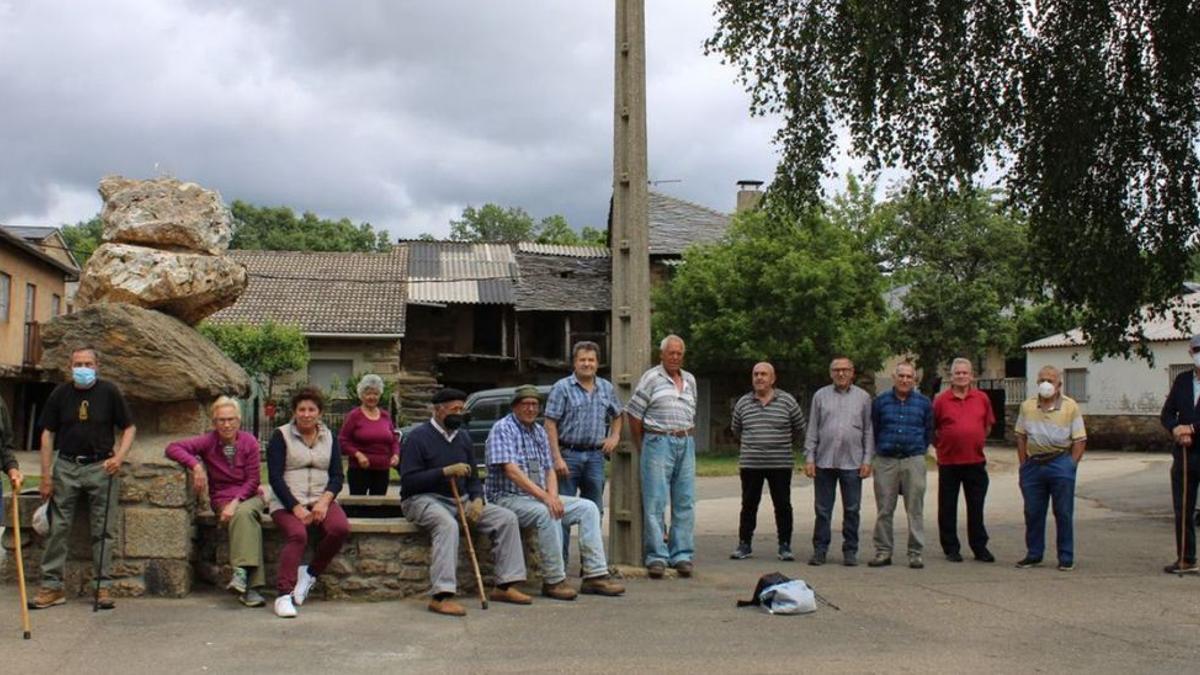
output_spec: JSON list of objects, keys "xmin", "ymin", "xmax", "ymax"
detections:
[
  {"xmin": 94, "ymin": 472, "xmax": 115, "ymax": 612},
  {"xmin": 1179, "ymin": 447, "xmax": 1190, "ymax": 578}
]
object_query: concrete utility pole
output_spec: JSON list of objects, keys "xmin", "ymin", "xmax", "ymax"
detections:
[{"xmin": 609, "ymin": 0, "xmax": 651, "ymax": 566}]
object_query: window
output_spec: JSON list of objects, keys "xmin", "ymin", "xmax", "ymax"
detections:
[
  {"xmin": 1169, "ymin": 363, "xmax": 1193, "ymax": 388},
  {"xmin": 1064, "ymin": 368, "xmax": 1089, "ymax": 402},
  {"xmin": 307, "ymin": 359, "xmax": 354, "ymax": 396},
  {"xmin": 466, "ymin": 398, "xmax": 505, "ymax": 424},
  {"xmin": 24, "ymin": 283, "xmax": 36, "ymax": 322},
  {"xmin": 51, "ymin": 293, "xmax": 61, "ymax": 317},
  {"xmin": 0, "ymin": 273, "xmax": 9, "ymax": 321}
]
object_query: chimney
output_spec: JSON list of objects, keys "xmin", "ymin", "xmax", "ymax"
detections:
[{"xmin": 736, "ymin": 180, "xmax": 764, "ymax": 213}]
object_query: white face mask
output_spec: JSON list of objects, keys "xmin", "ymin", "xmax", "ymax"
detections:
[
  {"xmin": 1192, "ymin": 352, "xmax": 1200, "ymax": 369},
  {"xmin": 1037, "ymin": 381, "xmax": 1056, "ymax": 399}
]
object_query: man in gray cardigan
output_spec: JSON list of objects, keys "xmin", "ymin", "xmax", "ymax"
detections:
[{"xmin": 804, "ymin": 356, "xmax": 874, "ymax": 567}]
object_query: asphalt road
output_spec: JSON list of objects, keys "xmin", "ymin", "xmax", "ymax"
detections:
[{"xmin": 1, "ymin": 449, "xmax": 1197, "ymax": 674}]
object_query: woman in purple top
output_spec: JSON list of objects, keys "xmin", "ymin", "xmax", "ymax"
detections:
[
  {"xmin": 164, "ymin": 396, "xmax": 267, "ymax": 607},
  {"xmin": 338, "ymin": 374, "xmax": 400, "ymax": 495}
]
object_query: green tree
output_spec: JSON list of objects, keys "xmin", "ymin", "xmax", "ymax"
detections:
[
  {"xmin": 198, "ymin": 320, "xmax": 310, "ymax": 403},
  {"xmin": 884, "ymin": 187, "xmax": 1029, "ymax": 386},
  {"xmin": 230, "ymin": 201, "xmax": 391, "ymax": 252},
  {"xmin": 60, "ymin": 215, "xmax": 103, "ymax": 264},
  {"xmin": 450, "ymin": 203, "xmax": 602, "ymax": 245},
  {"xmin": 652, "ymin": 208, "xmax": 890, "ymax": 390},
  {"xmin": 707, "ymin": 1, "xmax": 1200, "ymax": 360}
]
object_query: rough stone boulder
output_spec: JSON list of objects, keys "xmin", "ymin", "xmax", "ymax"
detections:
[
  {"xmin": 75, "ymin": 243, "xmax": 248, "ymax": 324},
  {"xmin": 99, "ymin": 175, "xmax": 234, "ymax": 255},
  {"xmin": 40, "ymin": 303, "xmax": 250, "ymax": 403}
]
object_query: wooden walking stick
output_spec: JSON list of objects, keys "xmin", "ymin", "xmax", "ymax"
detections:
[
  {"xmin": 11, "ymin": 488, "xmax": 32, "ymax": 639},
  {"xmin": 448, "ymin": 479, "xmax": 488, "ymax": 610}
]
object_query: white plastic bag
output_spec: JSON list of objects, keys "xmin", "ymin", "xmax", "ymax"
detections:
[
  {"xmin": 758, "ymin": 579, "xmax": 817, "ymax": 615},
  {"xmin": 32, "ymin": 501, "xmax": 50, "ymax": 536}
]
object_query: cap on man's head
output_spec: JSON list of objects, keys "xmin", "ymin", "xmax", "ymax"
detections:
[
  {"xmin": 432, "ymin": 388, "xmax": 468, "ymax": 405},
  {"xmin": 510, "ymin": 384, "xmax": 541, "ymax": 406}
]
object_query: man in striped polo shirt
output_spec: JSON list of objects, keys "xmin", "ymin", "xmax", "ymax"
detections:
[
  {"xmin": 869, "ymin": 362, "xmax": 933, "ymax": 569},
  {"xmin": 1014, "ymin": 365, "xmax": 1087, "ymax": 571},
  {"xmin": 730, "ymin": 362, "xmax": 806, "ymax": 561},
  {"xmin": 627, "ymin": 335, "xmax": 698, "ymax": 579}
]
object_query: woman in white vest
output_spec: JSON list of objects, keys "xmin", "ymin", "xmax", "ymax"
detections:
[{"xmin": 266, "ymin": 386, "xmax": 350, "ymax": 618}]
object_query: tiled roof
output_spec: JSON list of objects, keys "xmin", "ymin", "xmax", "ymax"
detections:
[
  {"xmin": 647, "ymin": 192, "xmax": 731, "ymax": 255},
  {"xmin": 1024, "ymin": 293, "xmax": 1200, "ymax": 350},
  {"xmin": 514, "ymin": 252, "xmax": 610, "ymax": 312},
  {"xmin": 4, "ymin": 225, "xmax": 59, "ymax": 240},
  {"xmin": 516, "ymin": 242, "xmax": 610, "ymax": 258},
  {"xmin": 209, "ymin": 249, "xmax": 407, "ymax": 336},
  {"xmin": 406, "ymin": 241, "xmax": 518, "ymax": 304}
]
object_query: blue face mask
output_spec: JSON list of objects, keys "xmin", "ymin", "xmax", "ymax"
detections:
[{"xmin": 72, "ymin": 367, "xmax": 97, "ymax": 388}]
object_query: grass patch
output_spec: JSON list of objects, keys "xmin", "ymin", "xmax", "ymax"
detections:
[{"xmin": 695, "ymin": 454, "xmax": 742, "ymax": 477}]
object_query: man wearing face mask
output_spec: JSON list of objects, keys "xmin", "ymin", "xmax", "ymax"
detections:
[
  {"xmin": 1014, "ymin": 366, "xmax": 1087, "ymax": 571},
  {"xmin": 400, "ymin": 388, "xmax": 531, "ymax": 616},
  {"xmin": 30, "ymin": 346, "xmax": 136, "ymax": 610},
  {"xmin": 1159, "ymin": 334, "xmax": 1200, "ymax": 575}
]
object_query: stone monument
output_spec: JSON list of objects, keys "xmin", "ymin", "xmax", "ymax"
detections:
[{"xmin": 2, "ymin": 176, "xmax": 251, "ymax": 597}]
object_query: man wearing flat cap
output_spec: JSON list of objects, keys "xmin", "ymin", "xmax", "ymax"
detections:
[
  {"xmin": 1159, "ymin": 334, "xmax": 1200, "ymax": 574},
  {"xmin": 486, "ymin": 384, "xmax": 625, "ymax": 600},
  {"xmin": 400, "ymin": 388, "xmax": 531, "ymax": 616}
]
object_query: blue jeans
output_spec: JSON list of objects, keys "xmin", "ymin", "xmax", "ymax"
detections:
[
  {"xmin": 493, "ymin": 494, "xmax": 609, "ymax": 584},
  {"xmin": 1019, "ymin": 453, "xmax": 1077, "ymax": 564},
  {"xmin": 640, "ymin": 434, "xmax": 695, "ymax": 566},
  {"xmin": 813, "ymin": 468, "xmax": 862, "ymax": 555},
  {"xmin": 558, "ymin": 448, "xmax": 606, "ymax": 567}
]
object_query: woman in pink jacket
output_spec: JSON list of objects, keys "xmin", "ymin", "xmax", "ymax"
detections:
[{"xmin": 338, "ymin": 374, "xmax": 400, "ymax": 495}]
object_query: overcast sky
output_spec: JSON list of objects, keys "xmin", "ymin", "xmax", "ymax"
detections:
[{"xmin": 0, "ymin": 1, "xmax": 825, "ymax": 240}]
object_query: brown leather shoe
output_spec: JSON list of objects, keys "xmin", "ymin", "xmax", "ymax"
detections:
[
  {"xmin": 95, "ymin": 588, "xmax": 115, "ymax": 610},
  {"xmin": 428, "ymin": 597, "xmax": 467, "ymax": 616},
  {"xmin": 580, "ymin": 575, "xmax": 625, "ymax": 596},
  {"xmin": 646, "ymin": 561, "xmax": 666, "ymax": 579},
  {"xmin": 30, "ymin": 586, "xmax": 65, "ymax": 609},
  {"xmin": 541, "ymin": 580, "xmax": 578, "ymax": 601},
  {"xmin": 674, "ymin": 561, "xmax": 694, "ymax": 578},
  {"xmin": 489, "ymin": 585, "xmax": 533, "ymax": 605}
]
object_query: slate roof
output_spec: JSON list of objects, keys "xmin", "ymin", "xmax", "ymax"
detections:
[
  {"xmin": 4, "ymin": 225, "xmax": 59, "ymax": 240},
  {"xmin": 1023, "ymin": 292, "xmax": 1200, "ymax": 350},
  {"xmin": 516, "ymin": 242, "xmax": 610, "ymax": 258},
  {"xmin": 514, "ymin": 252, "xmax": 611, "ymax": 312},
  {"xmin": 406, "ymin": 241, "xmax": 518, "ymax": 304},
  {"xmin": 647, "ymin": 191, "xmax": 731, "ymax": 256},
  {"xmin": 209, "ymin": 249, "xmax": 408, "ymax": 336},
  {"xmin": 0, "ymin": 226, "xmax": 80, "ymax": 278}
]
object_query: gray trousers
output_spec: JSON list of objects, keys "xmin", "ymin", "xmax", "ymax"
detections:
[
  {"xmin": 872, "ymin": 455, "xmax": 926, "ymax": 558},
  {"xmin": 402, "ymin": 494, "xmax": 526, "ymax": 596}
]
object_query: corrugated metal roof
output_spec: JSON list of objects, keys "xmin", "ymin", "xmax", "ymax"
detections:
[
  {"xmin": 516, "ymin": 242, "xmax": 610, "ymax": 258},
  {"xmin": 1024, "ymin": 293, "xmax": 1200, "ymax": 350},
  {"xmin": 406, "ymin": 241, "xmax": 518, "ymax": 304}
]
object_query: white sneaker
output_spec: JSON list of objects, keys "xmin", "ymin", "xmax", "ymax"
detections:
[
  {"xmin": 293, "ymin": 565, "xmax": 316, "ymax": 606},
  {"xmin": 274, "ymin": 594, "xmax": 297, "ymax": 618}
]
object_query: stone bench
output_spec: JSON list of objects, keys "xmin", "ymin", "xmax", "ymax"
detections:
[{"xmin": 194, "ymin": 494, "xmax": 542, "ymax": 601}]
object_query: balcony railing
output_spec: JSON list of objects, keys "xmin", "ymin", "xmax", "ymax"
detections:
[
  {"xmin": 22, "ymin": 320, "xmax": 40, "ymax": 367},
  {"xmin": 976, "ymin": 377, "xmax": 1026, "ymax": 404}
]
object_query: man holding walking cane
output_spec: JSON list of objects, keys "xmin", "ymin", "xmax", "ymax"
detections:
[
  {"xmin": 401, "ymin": 388, "xmax": 531, "ymax": 616},
  {"xmin": 1160, "ymin": 334, "xmax": 1200, "ymax": 575},
  {"xmin": 30, "ymin": 346, "xmax": 136, "ymax": 610}
]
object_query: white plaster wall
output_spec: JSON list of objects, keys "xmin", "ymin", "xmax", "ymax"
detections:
[{"xmin": 1025, "ymin": 341, "xmax": 1191, "ymax": 415}]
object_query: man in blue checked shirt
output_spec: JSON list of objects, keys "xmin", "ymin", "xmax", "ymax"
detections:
[
  {"xmin": 486, "ymin": 385, "xmax": 625, "ymax": 600},
  {"xmin": 868, "ymin": 362, "xmax": 934, "ymax": 570},
  {"xmin": 545, "ymin": 341, "xmax": 623, "ymax": 569}
]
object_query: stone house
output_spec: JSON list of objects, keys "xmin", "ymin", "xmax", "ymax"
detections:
[
  {"xmin": 208, "ymin": 248, "xmax": 409, "ymax": 402},
  {"xmin": 1021, "ymin": 293, "xmax": 1200, "ymax": 450},
  {"xmin": 0, "ymin": 225, "xmax": 80, "ymax": 448}
]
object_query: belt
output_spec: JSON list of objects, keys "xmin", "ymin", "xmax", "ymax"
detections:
[
  {"xmin": 60, "ymin": 453, "xmax": 112, "ymax": 465},
  {"xmin": 645, "ymin": 428, "xmax": 692, "ymax": 437},
  {"xmin": 562, "ymin": 443, "xmax": 603, "ymax": 452}
]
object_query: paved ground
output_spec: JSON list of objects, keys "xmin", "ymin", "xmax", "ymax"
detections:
[{"xmin": 2, "ymin": 449, "xmax": 1198, "ymax": 673}]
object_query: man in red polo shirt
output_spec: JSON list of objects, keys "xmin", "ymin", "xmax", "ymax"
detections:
[{"xmin": 933, "ymin": 357, "xmax": 996, "ymax": 563}]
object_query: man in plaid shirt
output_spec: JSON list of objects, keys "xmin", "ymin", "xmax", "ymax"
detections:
[{"xmin": 486, "ymin": 385, "xmax": 625, "ymax": 600}]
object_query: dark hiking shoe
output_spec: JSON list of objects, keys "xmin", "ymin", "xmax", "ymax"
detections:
[
  {"xmin": 647, "ymin": 561, "xmax": 666, "ymax": 579},
  {"xmin": 868, "ymin": 555, "xmax": 892, "ymax": 568},
  {"xmin": 1015, "ymin": 557, "xmax": 1043, "ymax": 569},
  {"xmin": 945, "ymin": 552, "xmax": 964, "ymax": 563},
  {"xmin": 730, "ymin": 542, "xmax": 753, "ymax": 560},
  {"xmin": 674, "ymin": 561, "xmax": 694, "ymax": 578},
  {"xmin": 974, "ymin": 550, "xmax": 996, "ymax": 563},
  {"xmin": 808, "ymin": 551, "xmax": 826, "ymax": 566},
  {"xmin": 777, "ymin": 544, "xmax": 795, "ymax": 561}
]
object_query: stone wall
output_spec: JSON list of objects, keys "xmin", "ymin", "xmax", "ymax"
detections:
[
  {"xmin": 194, "ymin": 496, "xmax": 542, "ymax": 600},
  {"xmin": 2, "ymin": 434, "xmax": 197, "ymax": 597},
  {"xmin": 1001, "ymin": 408, "xmax": 1172, "ymax": 452}
]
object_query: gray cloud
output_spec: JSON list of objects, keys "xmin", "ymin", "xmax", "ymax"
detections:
[{"xmin": 0, "ymin": 0, "xmax": 784, "ymax": 239}]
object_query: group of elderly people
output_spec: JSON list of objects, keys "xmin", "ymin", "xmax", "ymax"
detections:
[{"xmin": 164, "ymin": 371, "xmax": 625, "ymax": 618}]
